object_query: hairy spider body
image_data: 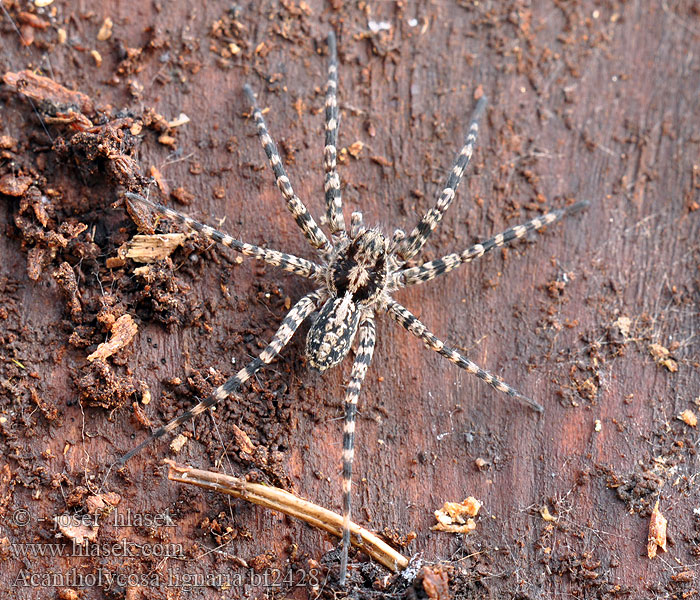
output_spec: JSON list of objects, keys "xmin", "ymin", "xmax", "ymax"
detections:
[
  {"xmin": 327, "ymin": 229, "xmax": 389, "ymax": 304},
  {"xmin": 306, "ymin": 295, "xmax": 363, "ymax": 371},
  {"xmin": 121, "ymin": 31, "xmax": 586, "ymax": 586},
  {"xmin": 307, "ymin": 229, "xmax": 389, "ymax": 370}
]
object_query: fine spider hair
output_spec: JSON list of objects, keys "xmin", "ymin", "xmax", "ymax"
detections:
[{"xmin": 120, "ymin": 31, "xmax": 587, "ymax": 585}]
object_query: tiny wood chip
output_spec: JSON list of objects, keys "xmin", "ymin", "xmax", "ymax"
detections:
[
  {"xmin": 613, "ymin": 316, "xmax": 632, "ymax": 338},
  {"xmin": 540, "ymin": 505, "xmax": 558, "ymax": 522},
  {"xmin": 170, "ymin": 433, "xmax": 188, "ymax": 453},
  {"xmin": 87, "ymin": 314, "xmax": 138, "ymax": 362},
  {"xmin": 57, "ymin": 589, "xmax": 79, "ymax": 600},
  {"xmin": 647, "ymin": 500, "xmax": 667, "ymax": 559},
  {"xmin": 346, "ymin": 140, "xmax": 364, "ymax": 158},
  {"xmin": 85, "ymin": 492, "xmax": 121, "ymax": 515},
  {"xmin": 132, "ymin": 401, "xmax": 152, "ymax": 428},
  {"xmin": 231, "ymin": 424, "xmax": 255, "ymax": 455},
  {"xmin": 125, "ymin": 233, "xmax": 186, "ymax": 263},
  {"xmin": 678, "ymin": 409, "xmax": 697, "ymax": 427},
  {"xmin": 149, "ymin": 165, "xmax": 170, "ymax": 197},
  {"xmin": 3, "ymin": 70, "xmax": 94, "ymax": 114},
  {"xmin": 96, "ymin": 17, "xmax": 113, "ymax": 41},
  {"xmin": 167, "ymin": 113, "xmax": 191, "ymax": 128}
]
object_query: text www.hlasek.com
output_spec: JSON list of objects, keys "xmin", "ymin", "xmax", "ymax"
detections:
[{"xmin": 10, "ymin": 539, "xmax": 183, "ymax": 558}]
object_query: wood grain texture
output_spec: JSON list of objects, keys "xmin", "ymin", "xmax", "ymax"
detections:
[{"xmin": 1, "ymin": 1, "xmax": 698, "ymax": 598}]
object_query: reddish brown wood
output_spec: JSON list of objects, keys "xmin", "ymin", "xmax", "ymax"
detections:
[{"xmin": 1, "ymin": 1, "xmax": 698, "ymax": 598}]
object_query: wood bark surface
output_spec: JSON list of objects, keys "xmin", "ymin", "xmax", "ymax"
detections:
[{"xmin": 1, "ymin": 1, "xmax": 698, "ymax": 598}]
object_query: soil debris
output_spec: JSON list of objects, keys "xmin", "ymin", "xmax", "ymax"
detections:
[
  {"xmin": 432, "ymin": 497, "xmax": 480, "ymax": 533},
  {"xmin": 649, "ymin": 342, "xmax": 679, "ymax": 373},
  {"xmin": 540, "ymin": 505, "xmax": 558, "ymax": 522},
  {"xmin": 131, "ymin": 400, "xmax": 152, "ymax": 429},
  {"xmin": 613, "ymin": 316, "xmax": 632, "ymax": 338},
  {"xmin": 54, "ymin": 514, "xmax": 98, "ymax": 545},
  {"xmin": 171, "ymin": 186, "xmax": 195, "ymax": 206},
  {"xmin": 75, "ymin": 359, "xmax": 136, "ymax": 410},
  {"xmin": 0, "ymin": 173, "xmax": 32, "ymax": 196},
  {"xmin": 600, "ymin": 464, "xmax": 665, "ymax": 516},
  {"xmin": 96, "ymin": 17, "xmax": 113, "ymax": 41},
  {"xmin": 17, "ymin": 11, "xmax": 49, "ymax": 30},
  {"xmin": 170, "ymin": 433, "xmax": 189, "ymax": 454},
  {"xmin": 381, "ymin": 527, "xmax": 417, "ymax": 549},
  {"xmin": 53, "ymin": 262, "xmax": 83, "ymax": 320},
  {"xmin": 167, "ymin": 113, "xmax": 191, "ymax": 128},
  {"xmin": 421, "ymin": 566, "xmax": 451, "ymax": 600},
  {"xmin": 231, "ymin": 423, "xmax": 255, "ymax": 455},
  {"xmin": 346, "ymin": 140, "xmax": 364, "ymax": 159}
]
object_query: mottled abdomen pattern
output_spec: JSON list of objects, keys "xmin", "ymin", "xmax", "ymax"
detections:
[{"xmin": 306, "ymin": 295, "xmax": 362, "ymax": 371}]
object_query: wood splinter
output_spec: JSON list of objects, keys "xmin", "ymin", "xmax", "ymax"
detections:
[
  {"xmin": 164, "ymin": 460, "xmax": 409, "ymax": 573},
  {"xmin": 125, "ymin": 233, "xmax": 187, "ymax": 263}
]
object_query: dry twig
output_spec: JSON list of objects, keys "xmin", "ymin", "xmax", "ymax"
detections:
[{"xmin": 164, "ymin": 460, "xmax": 409, "ymax": 572}]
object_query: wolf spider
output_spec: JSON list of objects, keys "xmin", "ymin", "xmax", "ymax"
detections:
[{"xmin": 121, "ymin": 31, "xmax": 586, "ymax": 585}]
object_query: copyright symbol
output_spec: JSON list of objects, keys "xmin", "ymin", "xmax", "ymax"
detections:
[{"xmin": 12, "ymin": 508, "xmax": 30, "ymax": 527}]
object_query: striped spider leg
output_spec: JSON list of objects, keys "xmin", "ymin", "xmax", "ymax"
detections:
[
  {"xmin": 339, "ymin": 316, "xmax": 376, "ymax": 583},
  {"xmin": 396, "ymin": 201, "xmax": 589, "ymax": 287},
  {"xmin": 324, "ymin": 30, "xmax": 346, "ymax": 236},
  {"xmin": 383, "ymin": 298, "xmax": 542, "ymax": 411},
  {"xmin": 121, "ymin": 192, "xmax": 327, "ymax": 465},
  {"xmin": 384, "ymin": 203, "xmax": 588, "ymax": 412},
  {"xmin": 124, "ymin": 193, "xmax": 325, "ymax": 280},
  {"xmin": 396, "ymin": 95, "xmax": 488, "ymax": 261},
  {"xmin": 243, "ymin": 84, "xmax": 333, "ymax": 257}
]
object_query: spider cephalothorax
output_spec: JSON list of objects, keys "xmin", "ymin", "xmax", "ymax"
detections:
[
  {"xmin": 327, "ymin": 228, "xmax": 389, "ymax": 304},
  {"xmin": 121, "ymin": 31, "xmax": 586, "ymax": 586}
]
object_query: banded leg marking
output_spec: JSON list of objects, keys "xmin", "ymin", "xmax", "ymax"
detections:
[
  {"xmin": 125, "ymin": 193, "xmax": 323, "ymax": 280},
  {"xmin": 384, "ymin": 297, "xmax": 543, "ymax": 412},
  {"xmin": 350, "ymin": 211, "xmax": 364, "ymax": 238},
  {"xmin": 339, "ymin": 316, "xmax": 376, "ymax": 585},
  {"xmin": 244, "ymin": 85, "xmax": 332, "ymax": 256},
  {"xmin": 118, "ymin": 291, "xmax": 321, "ymax": 464},
  {"xmin": 398, "ymin": 95, "xmax": 488, "ymax": 261},
  {"xmin": 399, "ymin": 201, "xmax": 589, "ymax": 286},
  {"xmin": 324, "ymin": 31, "xmax": 345, "ymax": 234}
]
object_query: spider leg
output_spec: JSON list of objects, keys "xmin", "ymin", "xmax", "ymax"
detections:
[
  {"xmin": 324, "ymin": 31, "xmax": 346, "ymax": 235},
  {"xmin": 350, "ymin": 211, "xmax": 364, "ymax": 238},
  {"xmin": 339, "ymin": 315, "xmax": 376, "ymax": 586},
  {"xmin": 125, "ymin": 193, "xmax": 324, "ymax": 280},
  {"xmin": 118, "ymin": 291, "xmax": 322, "ymax": 464},
  {"xmin": 397, "ymin": 95, "xmax": 488, "ymax": 262},
  {"xmin": 243, "ymin": 85, "xmax": 333, "ymax": 256},
  {"xmin": 383, "ymin": 297, "xmax": 543, "ymax": 412},
  {"xmin": 398, "ymin": 201, "xmax": 589, "ymax": 287}
]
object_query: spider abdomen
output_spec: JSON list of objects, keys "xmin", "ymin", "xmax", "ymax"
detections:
[{"xmin": 306, "ymin": 295, "xmax": 361, "ymax": 371}]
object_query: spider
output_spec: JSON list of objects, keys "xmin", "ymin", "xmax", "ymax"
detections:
[{"xmin": 121, "ymin": 31, "xmax": 586, "ymax": 585}]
